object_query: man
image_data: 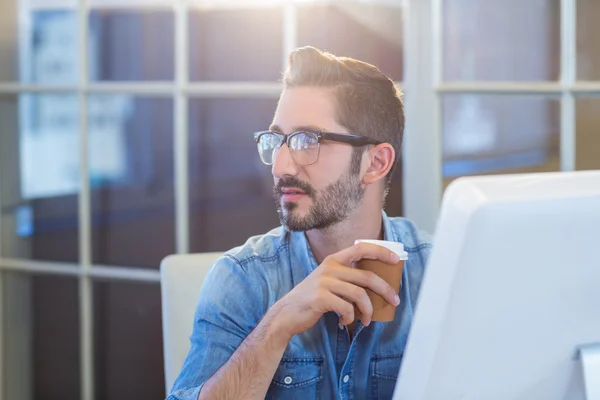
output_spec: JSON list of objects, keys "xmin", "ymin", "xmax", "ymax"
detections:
[{"xmin": 168, "ymin": 46, "xmax": 432, "ymax": 400}]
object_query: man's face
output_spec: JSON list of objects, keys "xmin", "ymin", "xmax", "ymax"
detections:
[{"xmin": 270, "ymin": 87, "xmax": 365, "ymax": 231}]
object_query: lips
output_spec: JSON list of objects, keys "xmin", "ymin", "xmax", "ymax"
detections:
[
  {"xmin": 274, "ymin": 178, "xmax": 314, "ymax": 204},
  {"xmin": 281, "ymin": 187, "xmax": 306, "ymax": 195},
  {"xmin": 280, "ymin": 187, "xmax": 308, "ymax": 202}
]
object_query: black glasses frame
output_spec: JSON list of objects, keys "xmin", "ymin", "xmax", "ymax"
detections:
[
  {"xmin": 253, "ymin": 130, "xmax": 384, "ymax": 166},
  {"xmin": 253, "ymin": 130, "xmax": 383, "ymax": 148}
]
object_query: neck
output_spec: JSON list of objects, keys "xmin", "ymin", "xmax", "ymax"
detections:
[{"xmin": 305, "ymin": 202, "xmax": 384, "ymax": 264}]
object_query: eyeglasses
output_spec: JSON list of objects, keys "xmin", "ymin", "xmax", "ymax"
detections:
[{"xmin": 254, "ymin": 130, "xmax": 383, "ymax": 166}]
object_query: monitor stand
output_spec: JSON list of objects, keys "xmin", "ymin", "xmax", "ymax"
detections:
[{"xmin": 578, "ymin": 343, "xmax": 600, "ymax": 400}]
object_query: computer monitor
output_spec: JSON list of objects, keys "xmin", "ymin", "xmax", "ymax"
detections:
[{"xmin": 394, "ymin": 171, "xmax": 600, "ymax": 400}]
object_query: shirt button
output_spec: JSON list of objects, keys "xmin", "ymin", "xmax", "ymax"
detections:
[
  {"xmin": 338, "ymin": 324, "xmax": 344, "ymax": 330},
  {"xmin": 343, "ymin": 375, "xmax": 350, "ymax": 383},
  {"xmin": 284, "ymin": 376, "xmax": 293, "ymax": 385}
]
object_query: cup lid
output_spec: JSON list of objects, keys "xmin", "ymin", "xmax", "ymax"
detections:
[{"xmin": 354, "ymin": 239, "xmax": 408, "ymax": 260}]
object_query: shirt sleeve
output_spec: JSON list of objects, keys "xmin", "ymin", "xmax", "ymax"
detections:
[{"xmin": 166, "ymin": 254, "xmax": 268, "ymax": 399}]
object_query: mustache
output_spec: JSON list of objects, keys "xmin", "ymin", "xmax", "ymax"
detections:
[{"xmin": 274, "ymin": 177, "xmax": 316, "ymax": 199}]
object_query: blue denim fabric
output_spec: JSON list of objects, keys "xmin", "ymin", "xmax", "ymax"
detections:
[{"xmin": 167, "ymin": 212, "xmax": 432, "ymax": 400}]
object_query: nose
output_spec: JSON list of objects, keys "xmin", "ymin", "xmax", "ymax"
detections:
[{"xmin": 272, "ymin": 144, "xmax": 299, "ymax": 179}]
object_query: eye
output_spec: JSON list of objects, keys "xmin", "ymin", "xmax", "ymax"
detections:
[
  {"xmin": 259, "ymin": 132, "xmax": 279, "ymax": 151},
  {"xmin": 290, "ymin": 132, "xmax": 318, "ymax": 151}
]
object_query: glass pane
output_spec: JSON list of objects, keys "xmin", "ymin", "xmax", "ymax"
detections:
[
  {"xmin": 93, "ymin": 281, "xmax": 164, "ymax": 400},
  {"xmin": 88, "ymin": 96, "xmax": 175, "ymax": 267},
  {"xmin": 29, "ymin": 0, "xmax": 77, "ymax": 7},
  {"xmin": 442, "ymin": 95, "xmax": 560, "ymax": 185},
  {"xmin": 188, "ymin": 8, "xmax": 283, "ymax": 81},
  {"xmin": 577, "ymin": 0, "xmax": 600, "ymax": 80},
  {"xmin": 0, "ymin": 94, "xmax": 79, "ymax": 262},
  {"xmin": 297, "ymin": 3, "xmax": 403, "ymax": 81},
  {"xmin": 443, "ymin": 0, "xmax": 560, "ymax": 81},
  {"xmin": 0, "ymin": 3, "xmax": 78, "ymax": 83},
  {"xmin": 90, "ymin": 0, "xmax": 170, "ymax": 5},
  {"xmin": 88, "ymin": 10, "xmax": 174, "ymax": 81},
  {"xmin": 576, "ymin": 98, "xmax": 600, "ymax": 171},
  {"xmin": 188, "ymin": 98, "xmax": 280, "ymax": 252},
  {"xmin": 2, "ymin": 272, "xmax": 80, "ymax": 400}
]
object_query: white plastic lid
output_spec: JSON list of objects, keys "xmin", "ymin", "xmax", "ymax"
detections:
[{"xmin": 354, "ymin": 239, "xmax": 408, "ymax": 260}]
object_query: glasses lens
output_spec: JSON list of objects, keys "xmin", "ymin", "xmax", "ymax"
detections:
[
  {"xmin": 289, "ymin": 132, "xmax": 319, "ymax": 166},
  {"xmin": 256, "ymin": 132, "xmax": 281, "ymax": 165}
]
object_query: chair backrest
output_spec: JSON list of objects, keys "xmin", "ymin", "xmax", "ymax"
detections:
[{"xmin": 160, "ymin": 252, "xmax": 222, "ymax": 394}]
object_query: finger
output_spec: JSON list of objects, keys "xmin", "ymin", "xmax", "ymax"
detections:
[
  {"xmin": 328, "ymin": 242, "xmax": 401, "ymax": 267},
  {"xmin": 322, "ymin": 292, "xmax": 355, "ymax": 326},
  {"xmin": 329, "ymin": 265, "xmax": 400, "ymax": 308},
  {"xmin": 326, "ymin": 279, "xmax": 373, "ymax": 326}
]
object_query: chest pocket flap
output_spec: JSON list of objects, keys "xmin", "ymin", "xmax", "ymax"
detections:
[{"xmin": 271, "ymin": 358, "xmax": 323, "ymax": 388}]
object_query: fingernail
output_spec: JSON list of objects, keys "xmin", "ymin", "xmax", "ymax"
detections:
[
  {"xmin": 391, "ymin": 252, "xmax": 400, "ymax": 263},
  {"xmin": 394, "ymin": 294, "xmax": 400, "ymax": 305}
]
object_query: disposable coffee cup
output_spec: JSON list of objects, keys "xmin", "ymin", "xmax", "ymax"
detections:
[{"xmin": 354, "ymin": 239, "xmax": 408, "ymax": 322}]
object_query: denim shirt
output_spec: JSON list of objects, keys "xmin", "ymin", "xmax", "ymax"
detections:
[{"xmin": 168, "ymin": 212, "xmax": 432, "ymax": 400}]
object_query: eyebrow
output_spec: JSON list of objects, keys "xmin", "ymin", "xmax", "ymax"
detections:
[{"xmin": 268, "ymin": 124, "xmax": 329, "ymax": 134}]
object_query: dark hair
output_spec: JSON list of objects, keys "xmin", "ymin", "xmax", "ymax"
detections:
[{"xmin": 282, "ymin": 46, "xmax": 405, "ymax": 184}]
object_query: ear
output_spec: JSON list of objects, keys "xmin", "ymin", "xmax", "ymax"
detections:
[{"xmin": 361, "ymin": 143, "xmax": 396, "ymax": 185}]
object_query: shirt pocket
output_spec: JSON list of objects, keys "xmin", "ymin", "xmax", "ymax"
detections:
[
  {"xmin": 266, "ymin": 357, "xmax": 323, "ymax": 400},
  {"xmin": 370, "ymin": 355, "xmax": 403, "ymax": 400}
]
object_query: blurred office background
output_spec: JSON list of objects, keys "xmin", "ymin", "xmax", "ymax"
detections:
[{"xmin": 0, "ymin": 0, "xmax": 599, "ymax": 399}]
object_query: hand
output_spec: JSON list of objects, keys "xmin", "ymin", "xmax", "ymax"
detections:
[{"xmin": 268, "ymin": 242, "xmax": 402, "ymax": 339}]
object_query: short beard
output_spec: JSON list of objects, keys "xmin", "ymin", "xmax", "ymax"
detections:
[{"xmin": 274, "ymin": 149, "xmax": 365, "ymax": 231}]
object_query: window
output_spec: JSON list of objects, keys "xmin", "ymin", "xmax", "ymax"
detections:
[
  {"xmin": 403, "ymin": 0, "xmax": 600, "ymax": 232},
  {"xmin": 0, "ymin": 1, "xmax": 406, "ymax": 399}
]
